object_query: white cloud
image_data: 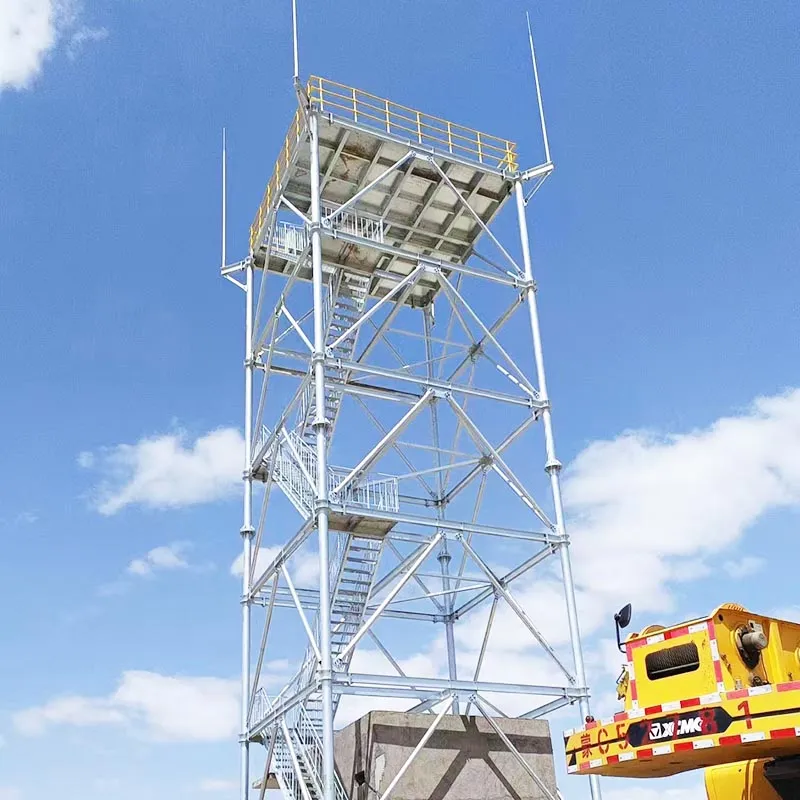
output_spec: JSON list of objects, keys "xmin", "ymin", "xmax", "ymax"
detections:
[
  {"xmin": 230, "ymin": 544, "xmax": 320, "ymax": 588},
  {"xmin": 84, "ymin": 427, "xmax": 244, "ymax": 515},
  {"xmin": 198, "ymin": 779, "xmax": 238, "ymax": 793},
  {"xmin": 14, "ymin": 665, "xmax": 291, "ymax": 742},
  {"xmin": 111, "ymin": 672, "xmax": 240, "ymax": 742},
  {"xmin": 0, "ymin": 0, "xmax": 104, "ymax": 92},
  {"xmin": 455, "ymin": 389, "xmax": 800, "ymax": 659},
  {"xmin": 127, "ymin": 542, "xmax": 190, "ymax": 577},
  {"xmin": 563, "ymin": 389, "xmax": 800, "ymax": 628},
  {"xmin": 14, "ymin": 672, "xmax": 238, "ymax": 742},
  {"xmin": 0, "ymin": 788, "xmax": 22, "ymax": 800},
  {"xmin": 723, "ymin": 555, "xmax": 765, "ymax": 579},
  {"xmin": 0, "ymin": 0, "xmax": 59, "ymax": 90},
  {"xmin": 66, "ymin": 24, "xmax": 106, "ymax": 59},
  {"xmin": 77, "ymin": 450, "xmax": 94, "ymax": 468},
  {"xmin": 292, "ymin": 546, "xmax": 321, "ymax": 588},
  {"xmin": 230, "ymin": 546, "xmax": 281, "ymax": 581},
  {"xmin": 14, "ymin": 694, "xmax": 126, "ymax": 735}
]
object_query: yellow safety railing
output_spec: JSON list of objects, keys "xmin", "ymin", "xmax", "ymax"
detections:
[
  {"xmin": 250, "ymin": 77, "xmax": 519, "ymax": 251},
  {"xmin": 249, "ymin": 106, "xmax": 304, "ymax": 251},
  {"xmin": 308, "ymin": 76, "xmax": 518, "ymax": 174}
]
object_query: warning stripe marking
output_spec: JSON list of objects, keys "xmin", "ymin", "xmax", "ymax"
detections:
[{"xmin": 575, "ymin": 725, "xmax": 800, "ymax": 772}]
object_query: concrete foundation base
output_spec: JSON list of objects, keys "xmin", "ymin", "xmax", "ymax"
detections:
[{"xmin": 334, "ymin": 711, "xmax": 557, "ymax": 800}]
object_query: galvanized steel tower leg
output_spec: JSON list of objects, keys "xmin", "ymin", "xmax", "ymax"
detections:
[
  {"xmin": 240, "ymin": 258, "xmax": 255, "ymax": 800},
  {"xmin": 309, "ymin": 109, "xmax": 336, "ymax": 800},
  {"xmin": 424, "ymin": 306, "xmax": 459, "ymax": 707},
  {"xmin": 514, "ymin": 180, "xmax": 602, "ymax": 800}
]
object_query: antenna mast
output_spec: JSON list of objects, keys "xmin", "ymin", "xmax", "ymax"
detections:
[
  {"xmin": 221, "ymin": 127, "xmax": 227, "ymax": 270},
  {"xmin": 292, "ymin": 0, "xmax": 300, "ymax": 84},
  {"xmin": 526, "ymin": 12, "xmax": 551, "ymax": 164}
]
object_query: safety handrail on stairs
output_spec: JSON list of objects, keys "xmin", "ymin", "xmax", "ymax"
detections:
[
  {"xmin": 269, "ymin": 205, "xmax": 384, "ymax": 262},
  {"xmin": 255, "ymin": 426, "xmax": 399, "ymax": 518}
]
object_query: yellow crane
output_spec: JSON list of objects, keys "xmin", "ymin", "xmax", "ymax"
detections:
[{"xmin": 564, "ymin": 604, "xmax": 800, "ymax": 798}]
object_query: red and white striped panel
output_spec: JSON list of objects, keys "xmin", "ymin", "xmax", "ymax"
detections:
[
  {"xmin": 570, "ymin": 725, "xmax": 800, "ymax": 773},
  {"xmin": 565, "ymin": 681, "xmax": 800, "ymax": 737}
]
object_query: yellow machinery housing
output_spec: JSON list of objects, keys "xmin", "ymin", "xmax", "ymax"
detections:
[{"xmin": 564, "ymin": 605, "xmax": 800, "ymax": 798}]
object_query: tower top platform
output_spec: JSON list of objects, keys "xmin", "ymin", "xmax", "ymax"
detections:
[{"xmin": 249, "ymin": 76, "xmax": 521, "ymax": 304}]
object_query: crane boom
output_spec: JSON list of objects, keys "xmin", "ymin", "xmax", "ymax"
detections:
[{"xmin": 564, "ymin": 604, "xmax": 800, "ymax": 798}]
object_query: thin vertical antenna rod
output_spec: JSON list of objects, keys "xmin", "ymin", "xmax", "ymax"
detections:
[
  {"xmin": 291, "ymin": 0, "xmax": 300, "ymax": 83},
  {"xmin": 221, "ymin": 127, "xmax": 227, "ymax": 268},
  {"xmin": 526, "ymin": 12, "xmax": 551, "ymax": 164}
]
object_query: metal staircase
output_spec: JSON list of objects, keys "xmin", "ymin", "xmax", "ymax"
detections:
[
  {"xmin": 258, "ymin": 428, "xmax": 399, "ymax": 520},
  {"xmin": 295, "ymin": 268, "xmax": 371, "ymax": 448},
  {"xmin": 269, "ymin": 705, "xmax": 349, "ymax": 800},
  {"xmin": 249, "ymin": 432, "xmax": 395, "ymax": 779},
  {"xmin": 254, "ymin": 223, "xmax": 393, "ymax": 800},
  {"xmin": 253, "ymin": 535, "xmax": 384, "ymax": 800}
]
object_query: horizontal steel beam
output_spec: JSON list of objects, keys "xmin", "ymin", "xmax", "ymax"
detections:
[
  {"xmin": 265, "ymin": 347, "xmax": 538, "ymax": 408},
  {"xmin": 335, "ymin": 672, "xmax": 587, "ymax": 699},
  {"xmin": 323, "ymin": 228, "xmax": 524, "ymax": 288},
  {"xmin": 320, "ymin": 505, "xmax": 562, "ymax": 544},
  {"xmin": 253, "ymin": 593, "xmax": 444, "ymax": 623},
  {"xmin": 329, "ymin": 358, "xmax": 541, "ymax": 408},
  {"xmin": 247, "ymin": 682, "xmax": 318, "ymax": 740}
]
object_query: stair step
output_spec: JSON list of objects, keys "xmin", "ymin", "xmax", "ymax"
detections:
[
  {"xmin": 332, "ymin": 310, "xmax": 359, "ymax": 322},
  {"xmin": 339, "ymin": 578, "xmax": 371, "ymax": 592},
  {"xmin": 338, "ymin": 572, "xmax": 371, "ymax": 582},
  {"xmin": 337, "ymin": 582, "xmax": 370, "ymax": 591},
  {"xmin": 335, "ymin": 592, "xmax": 369, "ymax": 601}
]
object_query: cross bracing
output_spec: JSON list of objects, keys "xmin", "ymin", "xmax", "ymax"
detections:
[{"xmin": 224, "ymin": 73, "xmax": 600, "ymax": 800}]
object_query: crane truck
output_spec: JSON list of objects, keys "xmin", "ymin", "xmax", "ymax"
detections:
[{"xmin": 564, "ymin": 604, "xmax": 800, "ymax": 798}]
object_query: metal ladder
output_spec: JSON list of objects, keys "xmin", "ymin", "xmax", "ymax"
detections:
[
  {"xmin": 296, "ymin": 269, "xmax": 371, "ymax": 448},
  {"xmin": 270, "ymin": 705, "xmax": 349, "ymax": 800},
  {"xmin": 299, "ymin": 532, "xmax": 385, "ymax": 735}
]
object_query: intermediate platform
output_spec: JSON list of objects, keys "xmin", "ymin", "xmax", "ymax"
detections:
[{"xmin": 250, "ymin": 77, "xmax": 520, "ymax": 304}]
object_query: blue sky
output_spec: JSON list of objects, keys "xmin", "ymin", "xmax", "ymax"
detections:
[{"xmin": 1, "ymin": 2, "xmax": 799, "ymax": 800}]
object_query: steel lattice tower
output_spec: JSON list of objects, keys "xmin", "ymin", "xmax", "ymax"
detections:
[{"xmin": 222, "ymin": 36, "xmax": 601, "ymax": 800}]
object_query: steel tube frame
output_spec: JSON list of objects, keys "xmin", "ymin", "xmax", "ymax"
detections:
[
  {"xmin": 336, "ymin": 673, "xmax": 585, "ymax": 699},
  {"xmin": 328, "ymin": 358, "xmax": 539, "ymax": 407},
  {"xmin": 233, "ymin": 72, "xmax": 599, "ymax": 800},
  {"xmin": 472, "ymin": 697, "xmax": 559, "ymax": 800},
  {"xmin": 522, "ymin": 696, "xmax": 573, "ymax": 720},
  {"xmin": 514, "ymin": 179, "xmax": 600, "ymax": 800},
  {"xmin": 240, "ymin": 248, "xmax": 255, "ymax": 800},
  {"xmin": 376, "ymin": 696, "xmax": 454, "ymax": 800},
  {"xmin": 309, "ymin": 109, "xmax": 336, "ymax": 800},
  {"xmin": 323, "ymin": 228, "xmax": 524, "ymax": 288},
  {"xmin": 424, "ymin": 306, "xmax": 459, "ymax": 701},
  {"xmin": 457, "ymin": 533, "xmax": 575, "ymax": 683},
  {"xmin": 336, "ymin": 533, "xmax": 442, "ymax": 662}
]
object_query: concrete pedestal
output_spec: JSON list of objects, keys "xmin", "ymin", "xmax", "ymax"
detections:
[{"xmin": 334, "ymin": 711, "xmax": 557, "ymax": 800}]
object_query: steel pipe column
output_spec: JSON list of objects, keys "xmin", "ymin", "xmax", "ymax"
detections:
[
  {"xmin": 309, "ymin": 109, "xmax": 336, "ymax": 800},
  {"xmin": 514, "ymin": 180, "xmax": 602, "ymax": 800}
]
